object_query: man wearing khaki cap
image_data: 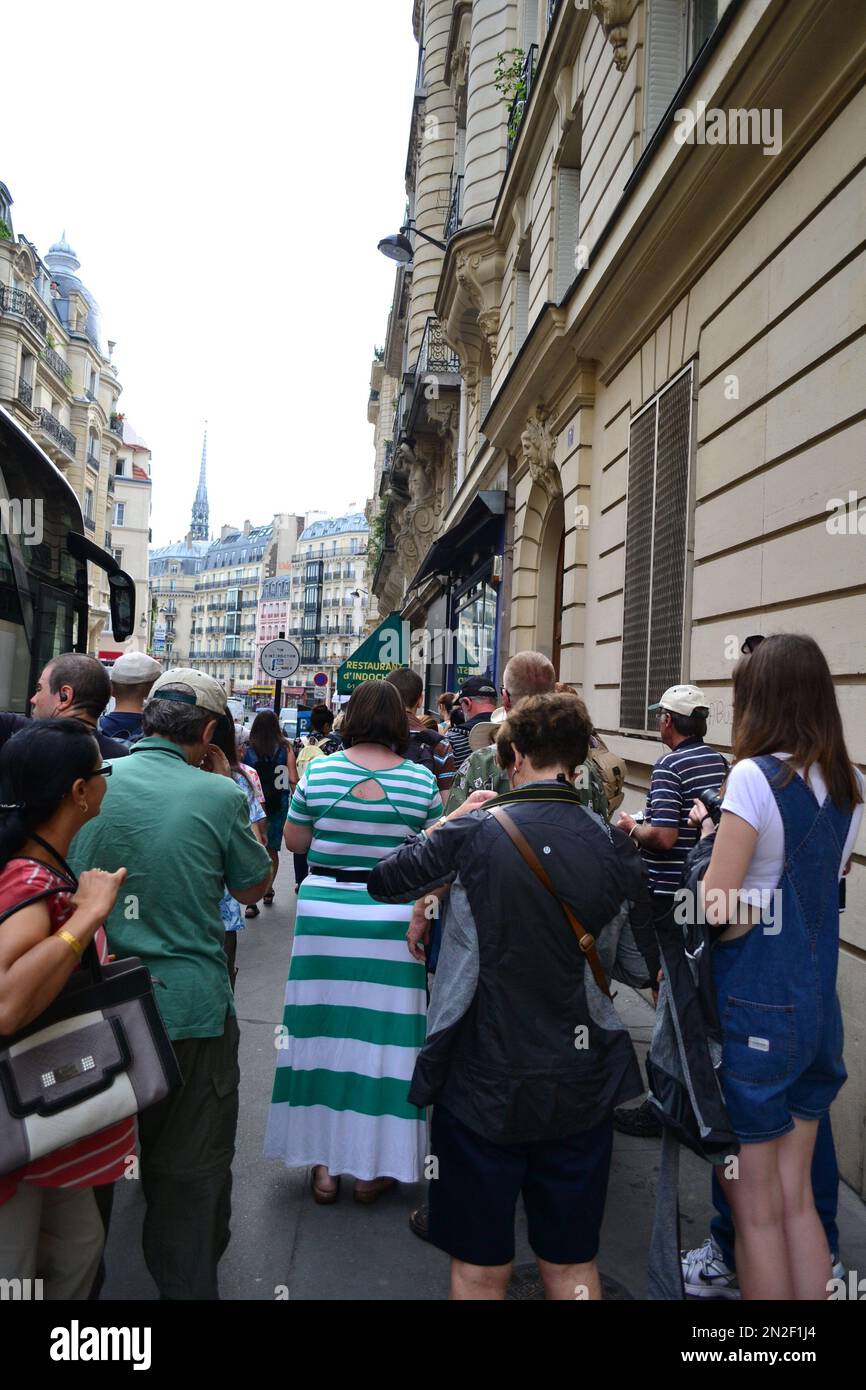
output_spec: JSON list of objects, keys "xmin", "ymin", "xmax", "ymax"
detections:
[
  {"xmin": 70, "ymin": 668, "xmax": 272, "ymax": 1299},
  {"xmin": 99, "ymin": 651, "xmax": 163, "ymax": 745}
]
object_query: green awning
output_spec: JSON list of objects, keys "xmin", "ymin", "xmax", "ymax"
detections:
[{"xmin": 336, "ymin": 612, "xmax": 410, "ymax": 695}]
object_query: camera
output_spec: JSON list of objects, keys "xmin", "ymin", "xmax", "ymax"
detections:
[{"xmin": 696, "ymin": 787, "xmax": 724, "ymax": 826}]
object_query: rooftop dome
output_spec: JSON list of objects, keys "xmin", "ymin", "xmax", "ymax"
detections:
[{"xmin": 44, "ymin": 233, "xmax": 106, "ymax": 356}]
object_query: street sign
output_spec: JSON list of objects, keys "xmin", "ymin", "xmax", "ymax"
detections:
[
  {"xmin": 313, "ymin": 672, "xmax": 328, "ymax": 688},
  {"xmin": 260, "ymin": 639, "xmax": 300, "ymax": 680}
]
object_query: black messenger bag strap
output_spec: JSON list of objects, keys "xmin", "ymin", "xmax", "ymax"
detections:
[
  {"xmin": 0, "ymin": 890, "xmax": 102, "ymax": 981},
  {"xmin": 488, "ymin": 806, "xmax": 614, "ymax": 999}
]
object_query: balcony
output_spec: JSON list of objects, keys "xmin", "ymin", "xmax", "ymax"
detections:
[
  {"xmin": 0, "ymin": 284, "xmax": 47, "ymax": 338},
  {"xmin": 35, "ymin": 407, "xmax": 77, "ymax": 458},
  {"xmin": 108, "ymin": 414, "xmax": 125, "ymax": 436},
  {"xmin": 42, "ymin": 345, "xmax": 72, "ymax": 384},
  {"xmin": 444, "ymin": 173, "xmax": 463, "ymax": 241},
  {"xmin": 17, "ymin": 377, "xmax": 33, "ymax": 409},
  {"xmin": 83, "ymin": 515, "xmax": 96, "ymax": 533},
  {"xmin": 107, "ymin": 475, "xmax": 115, "ymax": 495},
  {"xmin": 547, "ymin": 0, "xmax": 562, "ymax": 25},
  {"xmin": 415, "ymin": 314, "xmax": 460, "ymax": 377},
  {"xmin": 506, "ymin": 44, "xmax": 539, "ymax": 161}
]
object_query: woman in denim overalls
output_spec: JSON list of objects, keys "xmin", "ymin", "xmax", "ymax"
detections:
[{"xmin": 690, "ymin": 635, "xmax": 863, "ymax": 1301}]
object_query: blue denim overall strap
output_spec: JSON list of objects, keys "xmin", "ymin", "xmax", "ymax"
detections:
[{"xmin": 710, "ymin": 756, "xmax": 851, "ymax": 1141}]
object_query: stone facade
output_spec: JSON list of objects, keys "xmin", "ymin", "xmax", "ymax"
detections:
[
  {"xmin": 0, "ymin": 186, "xmax": 152, "ymax": 654},
  {"xmin": 370, "ymin": 0, "xmax": 866, "ymax": 1190}
]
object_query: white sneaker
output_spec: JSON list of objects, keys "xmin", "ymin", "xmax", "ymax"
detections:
[{"xmin": 681, "ymin": 1235, "xmax": 740, "ymax": 1299}]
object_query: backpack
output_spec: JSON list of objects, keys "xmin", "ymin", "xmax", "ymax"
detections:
[
  {"xmin": 405, "ymin": 728, "xmax": 442, "ymax": 780},
  {"xmin": 589, "ymin": 734, "xmax": 626, "ymax": 813},
  {"xmin": 253, "ymin": 748, "xmax": 287, "ymax": 815},
  {"xmin": 97, "ymin": 716, "xmax": 143, "ymax": 747}
]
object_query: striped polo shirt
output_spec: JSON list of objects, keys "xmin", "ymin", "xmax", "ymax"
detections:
[{"xmin": 641, "ymin": 738, "xmax": 728, "ymax": 894}]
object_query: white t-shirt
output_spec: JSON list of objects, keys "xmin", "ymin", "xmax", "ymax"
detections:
[{"xmin": 721, "ymin": 753, "xmax": 864, "ymax": 902}]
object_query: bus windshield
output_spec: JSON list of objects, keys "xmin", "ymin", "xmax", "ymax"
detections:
[{"xmin": 0, "ymin": 404, "xmax": 134, "ymax": 711}]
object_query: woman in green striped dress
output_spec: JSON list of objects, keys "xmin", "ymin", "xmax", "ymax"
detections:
[{"xmin": 266, "ymin": 681, "xmax": 443, "ymax": 1202}]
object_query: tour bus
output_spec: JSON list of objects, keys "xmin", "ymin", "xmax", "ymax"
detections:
[{"xmin": 0, "ymin": 403, "xmax": 136, "ymax": 711}]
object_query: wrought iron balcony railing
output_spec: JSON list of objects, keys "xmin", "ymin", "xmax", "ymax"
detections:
[
  {"xmin": 444, "ymin": 173, "xmax": 463, "ymax": 240},
  {"xmin": 42, "ymin": 345, "xmax": 71, "ymax": 383},
  {"xmin": 108, "ymin": 414, "xmax": 124, "ymax": 435},
  {"xmin": 35, "ymin": 407, "xmax": 77, "ymax": 456},
  {"xmin": 0, "ymin": 285, "xmax": 47, "ymax": 338},
  {"xmin": 415, "ymin": 315, "xmax": 460, "ymax": 377},
  {"xmin": 83, "ymin": 515, "xmax": 96, "ymax": 533},
  {"xmin": 17, "ymin": 377, "xmax": 33, "ymax": 408},
  {"xmin": 506, "ymin": 44, "xmax": 539, "ymax": 161},
  {"xmin": 547, "ymin": 0, "xmax": 562, "ymax": 27}
]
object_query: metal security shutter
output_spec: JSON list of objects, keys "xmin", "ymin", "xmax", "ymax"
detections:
[
  {"xmin": 645, "ymin": 0, "xmax": 687, "ymax": 141},
  {"xmin": 647, "ymin": 368, "xmax": 692, "ymax": 706},
  {"xmin": 620, "ymin": 404, "xmax": 657, "ymax": 729},
  {"xmin": 620, "ymin": 363, "xmax": 694, "ymax": 729},
  {"xmin": 522, "ymin": 0, "xmax": 539, "ymax": 49},
  {"xmin": 554, "ymin": 167, "xmax": 581, "ymax": 301},
  {"xmin": 515, "ymin": 270, "xmax": 530, "ymax": 352}
]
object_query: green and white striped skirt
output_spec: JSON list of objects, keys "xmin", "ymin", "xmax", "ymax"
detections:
[{"xmin": 265, "ymin": 878, "xmax": 427, "ymax": 1183}]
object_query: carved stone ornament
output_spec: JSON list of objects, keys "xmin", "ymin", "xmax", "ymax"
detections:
[
  {"xmin": 520, "ymin": 409, "xmax": 561, "ymax": 499},
  {"xmin": 477, "ymin": 308, "xmax": 500, "ymax": 362},
  {"xmin": 591, "ymin": 0, "xmax": 634, "ymax": 74}
]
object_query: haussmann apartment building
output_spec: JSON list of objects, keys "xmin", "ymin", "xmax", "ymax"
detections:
[{"xmin": 367, "ymin": 0, "xmax": 866, "ymax": 1192}]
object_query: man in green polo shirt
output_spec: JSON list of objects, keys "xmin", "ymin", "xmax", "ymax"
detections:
[{"xmin": 70, "ymin": 667, "xmax": 271, "ymax": 1300}]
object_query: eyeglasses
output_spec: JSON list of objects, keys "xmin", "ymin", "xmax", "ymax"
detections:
[{"xmin": 85, "ymin": 765, "xmax": 113, "ymax": 780}]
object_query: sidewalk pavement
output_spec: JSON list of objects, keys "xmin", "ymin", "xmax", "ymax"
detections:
[{"xmin": 102, "ymin": 853, "xmax": 866, "ymax": 1300}]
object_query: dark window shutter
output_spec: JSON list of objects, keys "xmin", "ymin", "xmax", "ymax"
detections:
[
  {"xmin": 648, "ymin": 370, "xmax": 692, "ymax": 707},
  {"xmin": 620, "ymin": 404, "xmax": 657, "ymax": 729},
  {"xmin": 620, "ymin": 364, "xmax": 694, "ymax": 730}
]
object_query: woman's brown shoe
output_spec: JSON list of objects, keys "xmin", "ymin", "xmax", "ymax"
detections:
[
  {"xmin": 310, "ymin": 1167, "xmax": 340, "ymax": 1205},
  {"xmin": 353, "ymin": 1178, "xmax": 397, "ymax": 1205}
]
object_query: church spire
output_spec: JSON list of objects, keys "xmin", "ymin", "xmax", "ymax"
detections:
[{"xmin": 190, "ymin": 422, "xmax": 209, "ymax": 540}]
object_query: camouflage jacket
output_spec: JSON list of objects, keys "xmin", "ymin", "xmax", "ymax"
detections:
[{"xmin": 445, "ymin": 743, "xmax": 609, "ymax": 819}]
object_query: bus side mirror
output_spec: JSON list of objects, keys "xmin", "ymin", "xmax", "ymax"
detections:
[{"xmin": 108, "ymin": 571, "xmax": 136, "ymax": 641}]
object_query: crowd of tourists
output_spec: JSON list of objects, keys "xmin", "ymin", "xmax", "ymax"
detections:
[{"xmin": 0, "ymin": 634, "xmax": 860, "ymax": 1301}]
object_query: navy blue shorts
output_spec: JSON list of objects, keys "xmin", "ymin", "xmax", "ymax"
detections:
[{"xmin": 428, "ymin": 1106, "xmax": 614, "ymax": 1267}]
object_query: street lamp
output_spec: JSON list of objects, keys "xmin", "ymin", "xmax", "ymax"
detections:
[{"xmin": 377, "ymin": 221, "xmax": 447, "ymax": 263}]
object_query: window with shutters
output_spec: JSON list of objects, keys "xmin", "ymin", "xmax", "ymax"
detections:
[
  {"xmin": 554, "ymin": 118, "xmax": 582, "ymax": 302},
  {"xmin": 514, "ymin": 233, "xmax": 531, "ymax": 356},
  {"xmin": 619, "ymin": 364, "xmax": 695, "ymax": 732},
  {"xmin": 644, "ymin": 0, "xmax": 733, "ymax": 143}
]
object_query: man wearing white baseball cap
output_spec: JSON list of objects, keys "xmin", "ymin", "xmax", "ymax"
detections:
[
  {"xmin": 613, "ymin": 683, "xmax": 727, "ymax": 1137},
  {"xmin": 99, "ymin": 651, "xmax": 163, "ymax": 746}
]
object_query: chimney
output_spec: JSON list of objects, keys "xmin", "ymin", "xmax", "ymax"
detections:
[
  {"xmin": 243, "ymin": 519, "xmax": 251, "ymax": 536},
  {"xmin": 221, "ymin": 524, "xmax": 234, "ymax": 541}
]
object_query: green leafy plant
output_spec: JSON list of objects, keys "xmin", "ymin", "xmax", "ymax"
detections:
[
  {"xmin": 374, "ymin": 345, "xmax": 384, "ymax": 361},
  {"xmin": 46, "ymin": 330, "xmax": 58, "ymax": 349},
  {"xmin": 494, "ymin": 47, "xmax": 532, "ymax": 145},
  {"xmin": 0, "ymin": 218, "xmax": 11, "ymax": 241}
]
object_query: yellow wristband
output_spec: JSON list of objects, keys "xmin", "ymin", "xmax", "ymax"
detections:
[{"xmin": 57, "ymin": 929, "xmax": 83, "ymax": 959}]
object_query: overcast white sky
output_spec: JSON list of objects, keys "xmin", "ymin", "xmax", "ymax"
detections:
[{"xmin": 3, "ymin": 1, "xmax": 416, "ymax": 545}]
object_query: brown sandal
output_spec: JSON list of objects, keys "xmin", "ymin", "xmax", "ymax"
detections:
[
  {"xmin": 353, "ymin": 1178, "xmax": 397, "ymax": 1205},
  {"xmin": 310, "ymin": 1167, "xmax": 340, "ymax": 1205}
]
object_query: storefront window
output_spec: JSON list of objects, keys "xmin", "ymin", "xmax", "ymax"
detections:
[{"xmin": 454, "ymin": 579, "xmax": 497, "ymax": 687}]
